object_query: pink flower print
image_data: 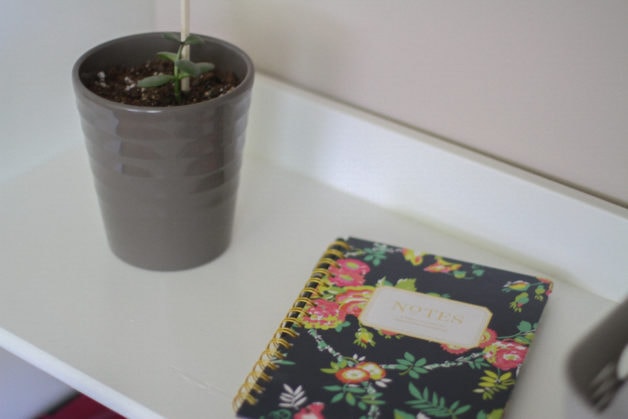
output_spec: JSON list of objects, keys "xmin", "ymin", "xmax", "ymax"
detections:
[
  {"xmin": 302, "ymin": 299, "xmax": 345, "ymax": 329},
  {"xmin": 328, "ymin": 259, "xmax": 370, "ymax": 287},
  {"xmin": 338, "ymin": 258, "xmax": 370, "ymax": 275},
  {"xmin": 483, "ymin": 340, "xmax": 528, "ymax": 370},
  {"xmin": 294, "ymin": 402, "xmax": 325, "ymax": 419},
  {"xmin": 478, "ymin": 329, "xmax": 498, "ymax": 348},
  {"xmin": 336, "ymin": 287, "xmax": 374, "ymax": 317}
]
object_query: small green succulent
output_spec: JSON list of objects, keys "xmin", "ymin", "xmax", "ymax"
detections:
[{"xmin": 138, "ymin": 33, "xmax": 214, "ymax": 104}]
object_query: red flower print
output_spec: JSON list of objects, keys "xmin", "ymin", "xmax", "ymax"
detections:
[
  {"xmin": 336, "ymin": 287, "xmax": 374, "ymax": 317},
  {"xmin": 328, "ymin": 259, "xmax": 370, "ymax": 287},
  {"xmin": 336, "ymin": 367, "xmax": 370, "ymax": 384},
  {"xmin": 294, "ymin": 402, "xmax": 325, "ymax": 419},
  {"xmin": 483, "ymin": 341, "xmax": 528, "ymax": 370},
  {"xmin": 338, "ymin": 259, "xmax": 370, "ymax": 275},
  {"xmin": 478, "ymin": 329, "xmax": 498, "ymax": 348},
  {"xmin": 302, "ymin": 299, "xmax": 345, "ymax": 329}
]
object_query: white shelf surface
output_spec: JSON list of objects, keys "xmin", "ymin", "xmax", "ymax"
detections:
[{"xmin": 1, "ymin": 74, "xmax": 626, "ymax": 418}]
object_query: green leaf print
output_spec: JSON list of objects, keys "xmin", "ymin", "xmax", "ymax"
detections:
[
  {"xmin": 473, "ymin": 370, "xmax": 515, "ymax": 400},
  {"xmin": 260, "ymin": 408, "xmax": 292, "ymax": 419},
  {"xmin": 394, "ymin": 278, "xmax": 417, "ymax": 292},
  {"xmin": 325, "ymin": 382, "xmax": 383, "ymax": 413},
  {"xmin": 392, "ymin": 352, "xmax": 428, "ymax": 379},
  {"xmin": 517, "ymin": 321, "xmax": 532, "ymax": 333},
  {"xmin": 376, "ymin": 276, "xmax": 393, "ymax": 287},
  {"xmin": 476, "ymin": 408, "xmax": 505, "ymax": 419},
  {"xmin": 361, "ymin": 243, "xmax": 390, "ymax": 266},
  {"xmin": 406, "ymin": 383, "xmax": 471, "ymax": 418}
]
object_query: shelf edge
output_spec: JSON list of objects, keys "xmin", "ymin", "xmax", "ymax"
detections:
[{"xmin": 0, "ymin": 328, "xmax": 162, "ymax": 419}]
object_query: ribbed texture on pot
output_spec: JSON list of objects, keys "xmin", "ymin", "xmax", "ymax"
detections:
[{"xmin": 73, "ymin": 33, "xmax": 254, "ymax": 270}]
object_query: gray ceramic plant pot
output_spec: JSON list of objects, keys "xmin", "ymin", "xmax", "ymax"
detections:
[{"xmin": 72, "ymin": 33, "xmax": 254, "ymax": 270}]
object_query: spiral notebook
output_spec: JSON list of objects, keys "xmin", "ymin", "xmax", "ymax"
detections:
[{"xmin": 233, "ymin": 237, "xmax": 553, "ymax": 419}]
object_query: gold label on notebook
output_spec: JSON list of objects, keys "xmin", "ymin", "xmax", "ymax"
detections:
[{"xmin": 359, "ymin": 287, "xmax": 493, "ymax": 348}]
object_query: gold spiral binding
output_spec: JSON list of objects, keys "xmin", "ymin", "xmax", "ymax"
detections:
[{"xmin": 232, "ymin": 239, "xmax": 350, "ymax": 413}]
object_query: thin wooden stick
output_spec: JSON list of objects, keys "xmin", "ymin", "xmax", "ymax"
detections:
[{"xmin": 181, "ymin": 0, "xmax": 190, "ymax": 92}]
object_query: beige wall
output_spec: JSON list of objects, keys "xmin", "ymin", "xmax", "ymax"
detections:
[{"xmin": 156, "ymin": 0, "xmax": 628, "ymax": 207}]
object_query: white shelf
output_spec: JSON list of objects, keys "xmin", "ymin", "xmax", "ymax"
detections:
[{"xmin": 1, "ymin": 75, "xmax": 626, "ymax": 418}]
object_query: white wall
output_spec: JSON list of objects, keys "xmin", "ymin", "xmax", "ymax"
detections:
[
  {"xmin": 154, "ymin": 0, "xmax": 628, "ymax": 207},
  {"xmin": 0, "ymin": 0, "xmax": 155, "ymax": 185},
  {"xmin": 0, "ymin": 1, "xmax": 155, "ymax": 415}
]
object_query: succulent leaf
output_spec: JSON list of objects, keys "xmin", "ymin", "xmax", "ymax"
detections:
[
  {"xmin": 176, "ymin": 60, "xmax": 214, "ymax": 77},
  {"xmin": 137, "ymin": 74, "xmax": 175, "ymax": 88},
  {"xmin": 184, "ymin": 34, "xmax": 205, "ymax": 45},
  {"xmin": 163, "ymin": 32, "xmax": 182, "ymax": 43},
  {"xmin": 157, "ymin": 51, "xmax": 178, "ymax": 62}
]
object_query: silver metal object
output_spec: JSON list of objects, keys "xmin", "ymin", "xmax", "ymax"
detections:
[{"xmin": 567, "ymin": 296, "xmax": 628, "ymax": 418}]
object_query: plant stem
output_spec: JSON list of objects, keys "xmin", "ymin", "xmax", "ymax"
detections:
[
  {"xmin": 173, "ymin": 43, "xmax": 184, "ymax": 104},
  {"xmin": 180, "ymin": 0, "xmax": 190, "ymax": 92}
]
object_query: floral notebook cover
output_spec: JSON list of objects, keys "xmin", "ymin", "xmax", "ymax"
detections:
[{"xmin": 234, "ymin": 237, "xmax": 553, "ymax": 419}]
